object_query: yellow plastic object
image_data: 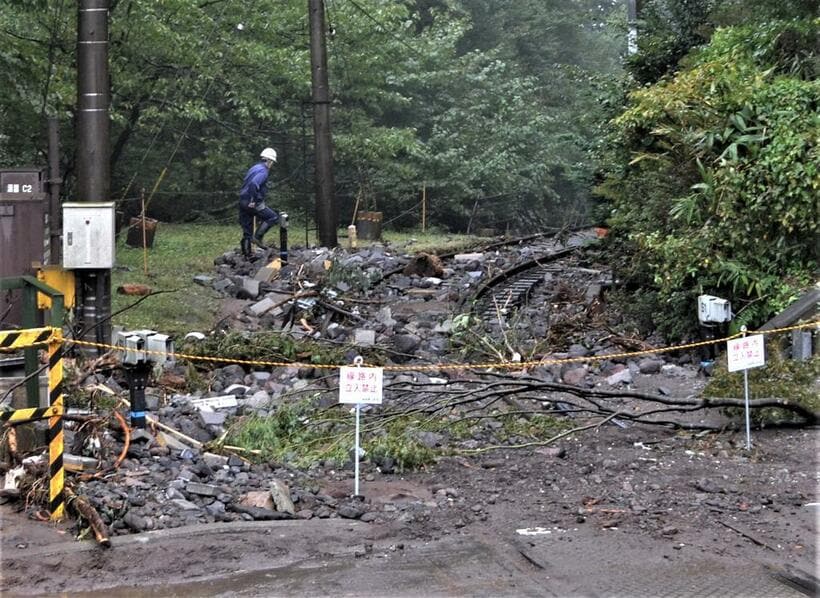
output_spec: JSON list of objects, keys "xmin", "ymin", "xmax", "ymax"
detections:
[{"xmin": 37, "ymin": 266, "xmax": 76, "ymax": 309}]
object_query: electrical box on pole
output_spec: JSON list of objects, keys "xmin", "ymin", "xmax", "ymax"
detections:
[{"xmin": 62, "ymin": 202, "xmax": 115, "ymax": 269}]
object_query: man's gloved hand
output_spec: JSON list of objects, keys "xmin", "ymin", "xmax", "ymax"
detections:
[{"xmin": 248, "ymin": 202, "xmax": 256, "ymax": 209}]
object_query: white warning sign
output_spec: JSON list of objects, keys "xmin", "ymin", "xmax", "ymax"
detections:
[
  {"xmin": 727, "ymin": 334, "xmax": 765, "ymax": 372},
  {"xmin": 339, "ymin": 366, "xmax": 384, "ymax": 404}
]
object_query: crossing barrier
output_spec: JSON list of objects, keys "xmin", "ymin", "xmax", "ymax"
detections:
[{"xmin": 0, "ymin": 326, "xmax": 64, "ymax": 520}]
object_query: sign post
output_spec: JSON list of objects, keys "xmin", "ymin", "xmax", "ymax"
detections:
[
  {"xmin": 726, "ymin": 326, "xmax": 765, "ymax": 449},
  {"xmin": 339, "ymin": 356, "xmax": 383, "ymax": 496}
]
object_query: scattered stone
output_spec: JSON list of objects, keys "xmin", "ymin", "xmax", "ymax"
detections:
[
  {"xmin": 238, "ymin": 277, "xmax": 260, "ymax": 300},
  {"xmin": 606, "ymin": 369, "xmax": 633, "ymax": 386},
  {"xmin": 638, "ymin": 358, "xmax": 663, "ymax": 374},
  {"xmin": 201, "ymin": 453, "xmax": 229, "ymax": 469},
  {"xmin": 172, "ymin": 499, "xmax": 201, "ymax": 511},
  {"xmin": 562, "ymin": 366, "xmax": 588, "ymax": 386},
  {"xmin": 122, "ymin": 512, "xmax": 148, "ymax": 532},
  {"xmin": 694, "ymin": 478, "xmax": 725, "ymax": 494},
  {"xmin": 186, "ymin": 482, "xmax": 221, "ymax": 497},
  {"xmin": 337, "ymin": 502, "xmax": 366, "ymax": 519},
  {"xmin": 239, "ymin": 491, "xmax": 274, "ymax": 510},
  {"xmin": 249, "ymin": 297, "xmax": 276, "ymax": 316},
  {"xmin": 453, "ymin": 252, "xmax": 483, "ymax": 263},
  {"xmin": 228, "ymin": 504, "xmax": 292, "ymax": 520},
  {"xmin": 269, "ymin": 480, "xmax": 296, "ymax": 515}
]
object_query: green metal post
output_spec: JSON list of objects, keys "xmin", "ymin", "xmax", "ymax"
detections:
[{"xmin": 22, "ymin": 284, "xmax": 40, "ymax": 407}]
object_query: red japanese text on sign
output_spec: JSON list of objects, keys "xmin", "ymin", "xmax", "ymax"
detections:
[
  {"xmin": 339, "ymin": 366, "xmax": 384, "ymax": 404},
  {"xmin": 726, "ymin": 334, "xmax": 765, "ymax": 372}
]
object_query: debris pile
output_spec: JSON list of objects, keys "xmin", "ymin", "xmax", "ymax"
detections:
[{"xmin": 5, "ymin": 232, "xmax": 790, "ymax": 542}]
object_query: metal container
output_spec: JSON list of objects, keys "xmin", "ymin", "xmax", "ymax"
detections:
[
  {"xmin": 0, "ymin": 168, "xmax": 48, "ymax": 327},
  {"xmin": 356, "ymin": 211, "xmax": 383, "ymax": 241}
]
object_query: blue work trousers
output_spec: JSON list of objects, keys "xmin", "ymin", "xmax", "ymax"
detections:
[{"xmin": 239, "ymin": 201, "xmax": 279, "ymax": 241}]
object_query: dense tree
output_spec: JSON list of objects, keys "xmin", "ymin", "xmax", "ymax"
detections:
[
  {"xmin": 0, "ymin": 0, "xmax": 624, "ymax": 233},
  {"xmin": 599, "ymin": 16, "xmax": 818, "ymax": 338}
]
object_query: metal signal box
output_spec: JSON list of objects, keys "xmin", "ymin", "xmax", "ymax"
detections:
[
  {"xmin": 62, "ymin": 202, "xmax": 115, "ymax": 269},
  {"xmin": 698, "ymin": 295, "xmax": 732, "ymax": 324},
  {"xmin": 115, "ymin": 329, "xmax": 174, "ymax": 365}
]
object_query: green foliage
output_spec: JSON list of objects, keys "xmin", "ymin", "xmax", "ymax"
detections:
[
  {"xmin": 625, "ymin": 0, "xmax": 817, "ymax": 84},
  {"xmin": 705, "ymin": 351, "xmax": 819, "ymax": 424},
  {"xmin": 366, "ymin": 421, "xmax": 437, "ymax": 473},
  {"xmin": 325, "ymin": 259, "xmax": 380, "ymax": 294},
  {"xmin": 449, "ymin": 308, "xmax": 550, "ymax": 362},
  {"xmin": 226, "ymin": 407, "xmax": 437, "ymax": 471},
  {"xmin": 0, "ymin": 0, "xmax": 624, "ymax": 236},
  {"xmin": 224, "ymin": 400, "xmax": 349, "ymax": 466},
  {"xmin": 497, "ymin": 413, "xmax": 569, "ymax": 440},
  {"xmin": 601, "ymin": 19, "xmax": 819, "ymax": 339},
  {"xmin": 183, "ymin": 329, "xmax": 346, "ymax": 367}
]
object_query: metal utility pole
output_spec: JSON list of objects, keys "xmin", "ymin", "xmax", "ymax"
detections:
[
  {"xmin": 308, "ymin": 0, "xmax": 338, "ymax": 248},
  {"xmin": 76, "ymin": 0, "xmax": 112, "ymax": 348},
  {"xmin": 47, "ymin": 117, "xmax": 62, "ymax": 264}
]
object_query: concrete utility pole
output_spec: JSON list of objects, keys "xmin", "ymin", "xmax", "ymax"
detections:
[
  {"xmin": 308, "ymin": 0, "xmax": 338, "ymax": 248},
  {"xmin": 76, "ymin": 0, "xmax": 112, "ymax": 348}
]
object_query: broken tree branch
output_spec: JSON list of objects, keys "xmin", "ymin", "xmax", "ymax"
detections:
[
  {"xmin": 65, "ymin": 486, "xmax": 111, "ymax": 547},
  {"xmin": 717, "ymin": 519, "xmax": 776, "ymax": 551},
  {"xmin": 458, "ymin": 411, "xmax": 623, "ymax": 454}
]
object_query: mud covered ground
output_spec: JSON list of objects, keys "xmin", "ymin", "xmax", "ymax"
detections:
[
  {"xmin": 3, "ymin": 402, "xmax": 816, "ymax": 597},
  {"xmin": 1, "ymin": 236, "xmax": 818, "ymax": 596}
]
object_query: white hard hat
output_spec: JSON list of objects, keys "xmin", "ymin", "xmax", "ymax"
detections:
[{"xmin": 260, "ymin": 147, "xmax": 277, "ymax": 162}]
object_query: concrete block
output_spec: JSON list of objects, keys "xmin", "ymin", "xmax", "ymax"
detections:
[
  {"xmin": 241, "ymin": 277, "xmax": 260, "ymax": 299},
  {"xmin": 354, "ymin": 329, "xmax": 376, "ymax": 346},
  {"xmin": 249, "ymin": 297, "xmax": 276, "ymax": 316},
  {"xmin": 454, "ymin": 252, "xmax": 484, "ymax": 262}
]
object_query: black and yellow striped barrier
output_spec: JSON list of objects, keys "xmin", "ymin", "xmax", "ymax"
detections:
[
  {"xmin": 0, "ymin": 326, "xmax": 65, "ymax": 520},
  {"xmin": 0, "ymin": 327, "xmax": 54, "ymax": 352}
]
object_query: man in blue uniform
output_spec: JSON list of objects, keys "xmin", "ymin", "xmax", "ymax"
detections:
[{"xmin": 238, "ymin": 147, "xmax": 280, "ymax": 257}]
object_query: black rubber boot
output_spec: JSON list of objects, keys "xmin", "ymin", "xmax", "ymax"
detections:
[
  {"xmin": 241, "ymin": 238, "xmax": 252, "ymax": 258},
  {"xmin": 252, "ymin": 221, "xmax": 273, "ymax": 249}
]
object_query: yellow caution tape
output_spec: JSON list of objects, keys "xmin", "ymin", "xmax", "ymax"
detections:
[{"xmin": 64, "ymin": 320, "xmax": 818, "ymax": 372}]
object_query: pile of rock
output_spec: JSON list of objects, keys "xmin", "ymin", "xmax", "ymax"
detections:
[{"xmin": 63, "ymin": 234, "xmax": 707, "ymax": 537}]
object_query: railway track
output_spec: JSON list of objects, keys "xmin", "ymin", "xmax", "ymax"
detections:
[
  {"xmin": 468, "ymin": 228, "xmax": 601, "ymax": 319},
  {"xmin": 372, "ymin": 227, "xmax": 603, "ymax": 324},
  {"xmin": 470, "ymin": 246, "xmax": 578, "ymax": 319},
  {"xmin": 376, "ymin": 227, "xmax": 588, "ymax": 282}
]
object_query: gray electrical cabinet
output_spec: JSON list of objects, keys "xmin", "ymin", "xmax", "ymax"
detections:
[{"xmin": 62, "ymin": 202, "xmax": 115, "ymax": 269}]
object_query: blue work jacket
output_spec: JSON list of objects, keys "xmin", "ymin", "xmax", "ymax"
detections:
[{"xmin": 239, "ymin": 162, "xmax": 269, "ymax": 205}]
